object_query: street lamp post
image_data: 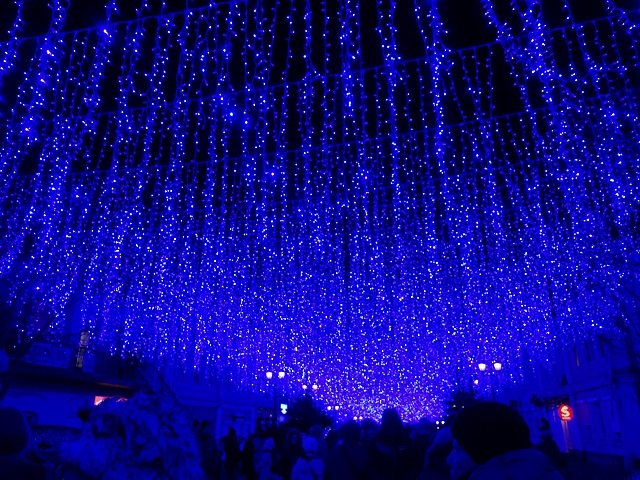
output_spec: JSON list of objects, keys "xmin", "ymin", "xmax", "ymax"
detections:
[
  {"xmin": 328, "ymin": 404, "xmax": 340, "ymax": 423},
  {"xmin": 266, "ymin": 370, "xmax": 285, "ymax": 427},
  {"xmin": 477, "ymin": 362, "xmax": 503, "ymax": 401}
]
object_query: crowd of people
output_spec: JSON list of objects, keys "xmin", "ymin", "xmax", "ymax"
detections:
[
  {"xmin": 210, "ymin": 403, "xmax": 565, "ymax": 480},
  {"xmin": 0, "ymin": 394, "xmax": 568, "ymax": 480}
]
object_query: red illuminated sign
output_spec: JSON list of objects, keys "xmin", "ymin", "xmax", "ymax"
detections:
[{"xmin": 558, "ymin": 404, "xmax": 574, "ymax": 421}]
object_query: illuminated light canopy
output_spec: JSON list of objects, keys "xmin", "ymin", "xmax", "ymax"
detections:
[{"xmin": 0, "ymin": 0, "xmax": 639, "ymax": 420}]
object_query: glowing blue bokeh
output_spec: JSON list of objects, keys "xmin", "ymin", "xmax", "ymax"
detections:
[{"xmin": 0, "ymin": 0, "xmax": 639, "ymax": 420}]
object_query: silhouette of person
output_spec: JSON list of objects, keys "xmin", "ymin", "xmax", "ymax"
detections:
[{"xmin": 447, "ymin": 402, "xmax": 564, "ymax": 480}]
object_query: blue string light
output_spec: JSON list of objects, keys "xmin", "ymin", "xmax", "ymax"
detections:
[{"xmin": 0, "ymin": 0, "xmax": 639, "ymax": 420}]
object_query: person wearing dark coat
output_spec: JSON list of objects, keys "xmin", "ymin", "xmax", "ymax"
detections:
[
  {"xmin": 325, "ymin": 421, "xmax": 368, "ymax": 480},
  {"xmin": 359, "ymin": 419, "xmax": 378, "ymax": 453},
  {"xmin": 242, "ymin": 433, "xmax": 258, "ymax": 480},
  {"xmin": 222, "ymin": 427, "xmax": 242, "ymax": 480},
  {"xmin": 279, "ymin": 428, "xmax": 304, "ymax": 480},
  {"xmin": 447, "ymin": 402, "xmax": 564, "ymax": 480},
  {"xmin": 196, "ymin": 420, "xmax": 220, "ymax": 479},
  {"xmin": 0, "ymin": 407, "xmax": 51, "ymax": 480},
  {"xmin": 365, "ymin": 408, "xmax": 413, "ymax": 480},
  {"xmin": 412, "ymin": 418, "xmax": 434, "ymax": 477}
]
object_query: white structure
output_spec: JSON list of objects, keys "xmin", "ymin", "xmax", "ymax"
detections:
[{"xmin": 163, "ymin": 365, "xmax": 273, "ymax": 440}]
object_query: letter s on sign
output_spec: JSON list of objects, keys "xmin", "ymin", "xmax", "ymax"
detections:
[{"xmin": 558, "ymin": 404, "xmax": 574, "ymax": 421}]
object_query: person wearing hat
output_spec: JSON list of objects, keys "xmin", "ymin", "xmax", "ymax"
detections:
[
  {"xmin": 256, "ymin": 437, "xmax": 282, "ymax": 480},
  {"xmin": 447, "ymin": 402, "xmax": 564, "ymax": 480},
  {"xmin": 291, "ymin": 435, "xmax": 324, "ymax": 480}
]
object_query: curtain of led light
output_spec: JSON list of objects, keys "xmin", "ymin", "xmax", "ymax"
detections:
[{"xmin": 0, "ymin": 0, "xmax": 639, "ymax": 419}]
